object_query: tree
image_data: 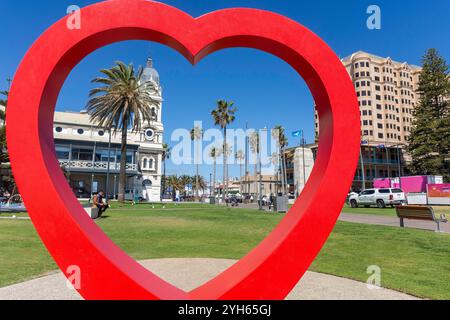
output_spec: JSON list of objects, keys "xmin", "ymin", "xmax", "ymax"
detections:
[
  {"xmin": 190, "ymin": 126, "xmax": 203, "ymax": 201},
  {"xmin": 87, "ymin": 61, "xmax": 159, "ymax": 202},
  {"xmin": 235, "ymin": 149, "xmax": 245, "ymax": 193},
  {"xmin": 166, "ymin": 175, "xmax": 182, "ymax": 201},
  {"xmin": 0, "ymin": 88, "xmax": 9, "ymax": 165},
  {"xmin": 161, "ymin": 143, "xmax": 171, "ymax": 201},
  {"xmin": 179, "ymin": 175, "xmax": 192, "ymax": 198},
  {"xmin": 273, "ymin": 125, "xmax": 289, "ymax": 195},
  {"xmin": 211, "ymin": 100, "xmax": 237, "ymax": 204},
  {"xmin": 209, "ymin": 146, "xmax": 220, "ymax": 201},
  {"xmin": 192, "ymin": 174, "xmax": 207, "ymax": 194},
  {"xmin": 249, "ymin": 131, "xmax": 260, "ymax": 203},
  {"xmin": 407, "ymin": 49, "xmax": 450, "ymax": 181}
]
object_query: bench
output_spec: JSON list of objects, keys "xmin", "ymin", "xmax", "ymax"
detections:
[
  {"xmin": 84, "ymin": 206, "xmax": 100, "ymax": 219},
  {"xmin": 396, "ymin": 205, "xmax": 447, "ymax": 232}
]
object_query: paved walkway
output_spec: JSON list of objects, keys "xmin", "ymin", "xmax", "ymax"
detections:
[
  {"xmin": 340, "ymin": 213, "xmax": 450, "ymax": 234},
  {"xmin": 0, "ymin": 258, "xmax": 418, "ymax": 300},
  {"xmin": 239, "ymin": 203, "xmax": 449, "ymax": 233}
]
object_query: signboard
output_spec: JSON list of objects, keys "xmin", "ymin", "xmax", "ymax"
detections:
[{"xmin": 427, "ymin": 184, "xmax": 450, "ymax": 205}]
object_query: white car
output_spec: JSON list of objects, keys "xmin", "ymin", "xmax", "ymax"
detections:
[{"xmin": 348, "ymin": 188, "xmax": 406, "ymax": 208}]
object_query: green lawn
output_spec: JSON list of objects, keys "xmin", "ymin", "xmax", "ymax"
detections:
[
  {"xmin": 341, "ymin": 204, "xmax": 450, "ymax": 217},
  {"xmin": 341, "ymin": 205, "xmax": 397, "ymax": 216},
  {"xmin": 0, "ymin": 204, "xmax": 449, "ymax": 299}
]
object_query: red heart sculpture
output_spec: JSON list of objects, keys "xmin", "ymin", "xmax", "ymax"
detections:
[{"xmin": 6, "ymin": 0, "xmax": 360, "ymax": 300}]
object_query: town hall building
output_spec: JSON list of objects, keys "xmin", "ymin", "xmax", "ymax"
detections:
[{"xmin": 53, "ymin": 58, "xmax": 164, "ymax": 201}]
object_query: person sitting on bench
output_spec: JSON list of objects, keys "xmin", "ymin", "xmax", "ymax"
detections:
[{"xmin": 93, "ymin": 190, "xmax": 109, "ymax": 215}]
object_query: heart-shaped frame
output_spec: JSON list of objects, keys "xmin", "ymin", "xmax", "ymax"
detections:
[{"xmin": 6, "ymin": 0, "xmax": 360, "ymax": 300}]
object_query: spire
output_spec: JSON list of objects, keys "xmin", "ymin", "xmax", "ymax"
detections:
[{"xmin": 146, "ymin": 57, "xmax": 153, "ymax": 68}]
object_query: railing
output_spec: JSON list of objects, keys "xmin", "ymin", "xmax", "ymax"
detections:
[
  {"xmin": 59, "ymin": 160, "xmax": 138, "ymax": 172},
  {"xmin": 359, "ymin": 158, "xmax": 400, "ymax": 165}
]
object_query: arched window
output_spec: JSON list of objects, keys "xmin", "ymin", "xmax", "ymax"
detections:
[
  {"xmin": 151, "ymin": 107, "xmax": 157, "ymax": 121},
  {"xmin": 143, "ymin": 158, "xmax": 148, "ymax": 169},
  {"xmin": 149, "ymin": 158, "xmax": 154, "ymax": 170},
  {"xmin": 142, "ymin": 179, "xmax": 152, "ymax": 187}
]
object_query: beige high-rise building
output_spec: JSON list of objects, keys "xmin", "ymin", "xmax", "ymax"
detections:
[
  {"xmin": 313, "ymin": 51, "xmax": 423, "ymax": 190},
  {"xmin": 315, "ymin": 51, "xmax": 422, "ymax": 145}
]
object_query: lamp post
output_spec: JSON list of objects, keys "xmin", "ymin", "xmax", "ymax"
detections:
[
  {"xmin": 105, "ymin": 129, "xmax": 112, "ymax": 200},
  {"xmin": 301, "ymin": 130, "xmax": 306, "ymax": 190},
  {"xmin": 360, "ymin": 136, "xmax": 368, "ymax": 191},
  {"xmin": 394, "ymin": 143, "xmax": 404, "ymax": 189},
  {"xmin": 258, "ymin": 128, "xmax": 267, "ymax": 210},
  {"xmin": 209, "ymin": 173, "xmax": 212, "ymax": 197}
]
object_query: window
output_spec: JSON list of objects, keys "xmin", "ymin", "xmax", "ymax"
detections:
[
  {"xmin": 141, "ymin": 156, "xmax": 155, "ymax": 170},
  {"xmin": 55, "ymin": 127, "xmax": 63, "ymax": 133},
  {"xmin": 379, "ymin": 189, "xmax": 390, "ymax": 194},
  {"xmin": 98, "ymin": 131, "xmax": 105, "ymax": 137},
  {"xmin": 71, "ymin": 148, "xmax": 93, "ymax": 161},
  {"xmin": 77, "ymin": 128, "xmax": 84, "ymax": 135},
  {"xmin": 142, "ymin": 179, "xmax": 152, "ymax": 187},
  {"xmin": 56, "ymin": 146, "xmax": 70, "ymax": 160}
]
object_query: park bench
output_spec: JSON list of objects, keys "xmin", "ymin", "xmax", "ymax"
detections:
[
  {"xmin": 84, "ymin": 206, "xmax": 100, "ymax": 219},
  {"xmin": 396, "ymin": 205, "xmax": 447, "ymax": 232}
]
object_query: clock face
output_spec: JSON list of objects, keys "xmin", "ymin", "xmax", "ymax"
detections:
[{"xmin": 144, "ymin": 128, "xmax": 155, "ymax": 141}]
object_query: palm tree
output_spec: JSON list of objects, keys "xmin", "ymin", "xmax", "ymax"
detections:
[
  {"xmin": 161, "ymin": 143, "xmax": 171, "ymax": 202},
  {"xmin": 273, "ymin": 125, "xmax": 288, "ymax": 195},
  {"xmin": 235, "ymin": 150, "xmax": 245, "ymax": 193},
  {"xmin": 179, "ymin": 175, "xmax": 191, "ymax": 198},
  {"xmin": 87, "ymin": 61, "xmax": 159, "ymax": 202},
  {"xmin": 190, "ymin": 126, "xmax": 203, "ymax": 202},
  {"xmin": 249, "ymin": 132, "xmax": 260, "ymax": 203},
  {"xmin": 211, "ymin": 100, "xmax": 237, "ymax": 204},
  {"xmin": 192, "ymin": 174, "xmax": 207, "ymax": 195},
  {"xmin": 166, "ymin": 175, "xmax": 182, "ymax": 201},
  {"xmin": 209, "ymin": 146, "xmax": 220, "ymax": 201},
  {"xmin": 0, "ymin": 88, "xmax": 9, "ymax": 165}
]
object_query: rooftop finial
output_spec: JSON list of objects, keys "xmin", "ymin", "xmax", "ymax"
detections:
[{"xmin": 146, "ymin": 57, "xmax": 153, "ymax": 68}]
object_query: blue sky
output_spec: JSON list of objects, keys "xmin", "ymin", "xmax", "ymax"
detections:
[{"xmin": 1, "ymin": 0, "xmax": 449, "ymax": 179}]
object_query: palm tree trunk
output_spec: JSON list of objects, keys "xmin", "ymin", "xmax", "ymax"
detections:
[
  {"xmin": 254, "ymin": 163, "xmax": 258, "ymax": 203},
  {"xmin": 196, "ymin": 164, "xmax": 199, "ymax": 202},
  {"xmin": 213, "ymin": 158, "xmax": 216, "ymax": 203},
  {"xmin": 118, "ymin": 122, "xmax": 128, "ymax": 203},
  {"xmin": 161, "ymin": 159, "xmax": 166, "ymax": 202},
  {"xmin": 279, "ymin": 147, "xmax": 286, "ymax": 196},
  {"xmin": 239, "ymin": 162, "xmax": 242, "ymax": 194},
  {"xmin": 282, "ymin": 148, "xmax": 288, "ymax": 195},
  {"xmin": 223, "ymin": 128, "xmax": 227, "ymax": 206}
]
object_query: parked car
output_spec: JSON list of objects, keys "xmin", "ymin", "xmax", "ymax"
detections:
[{"xmin": 348, "ymin": 188, "xmax": 406, "ymax": 208}]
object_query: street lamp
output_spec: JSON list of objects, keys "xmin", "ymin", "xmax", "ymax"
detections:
[
  {"xmin": 105, "ymin": 128, "xmax": 112, "ymax": 200},
  {"xmin": 360, "ymin": 136, "xmax": 369, "ymax": 191}
]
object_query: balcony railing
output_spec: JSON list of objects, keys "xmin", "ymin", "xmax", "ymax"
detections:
[
  {"xmin": 59, "ymin": 160, "xmax": 138, "ymax": 172},
  {"xmin": 359, "ymin": 158, "xmax": 400, "ymax": 165}
]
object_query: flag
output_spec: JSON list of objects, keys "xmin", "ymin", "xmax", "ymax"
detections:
[{"xmin": 292, "ymin": 130, "xmax": 302, "ymax": 138}]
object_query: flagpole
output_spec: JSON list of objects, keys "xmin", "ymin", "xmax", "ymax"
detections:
[{"xmin": 302, "ymin": 130, "xmax": 306, "ymax": 190}]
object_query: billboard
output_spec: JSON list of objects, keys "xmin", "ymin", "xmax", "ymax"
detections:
[{"xmin": 427, "ymin": 184, "xmax": 450, "ymax": 205}]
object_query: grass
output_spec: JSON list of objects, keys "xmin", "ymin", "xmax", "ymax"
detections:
[
  {"xmin": 341, "ymin": 204, "xmax": 450, "ymax": 217},
  {"xmin": 0, "ymin": 204, "xmax": 449, "ymax": 299}
]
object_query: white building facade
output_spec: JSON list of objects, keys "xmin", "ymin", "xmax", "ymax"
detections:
[{"xmin": 53, "ymin": 58, "xmax": 164, "ymax": 201}]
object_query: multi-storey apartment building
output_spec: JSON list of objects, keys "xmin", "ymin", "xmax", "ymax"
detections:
[{"xmin": 314, "ymin": 51, "xmax": 423, "ymax": 190}]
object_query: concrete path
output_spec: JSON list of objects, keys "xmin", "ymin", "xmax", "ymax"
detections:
[
  {"xmin": 240, "ymin": 203, "xmax": 449, "ymax": 233},
  {"xmin": 340, "ymin": 213, "xmax": 450, "ymax": 234},
  {"xmin": 0, "ymin": 258, "xmax": 419, "ymax": 300}
]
